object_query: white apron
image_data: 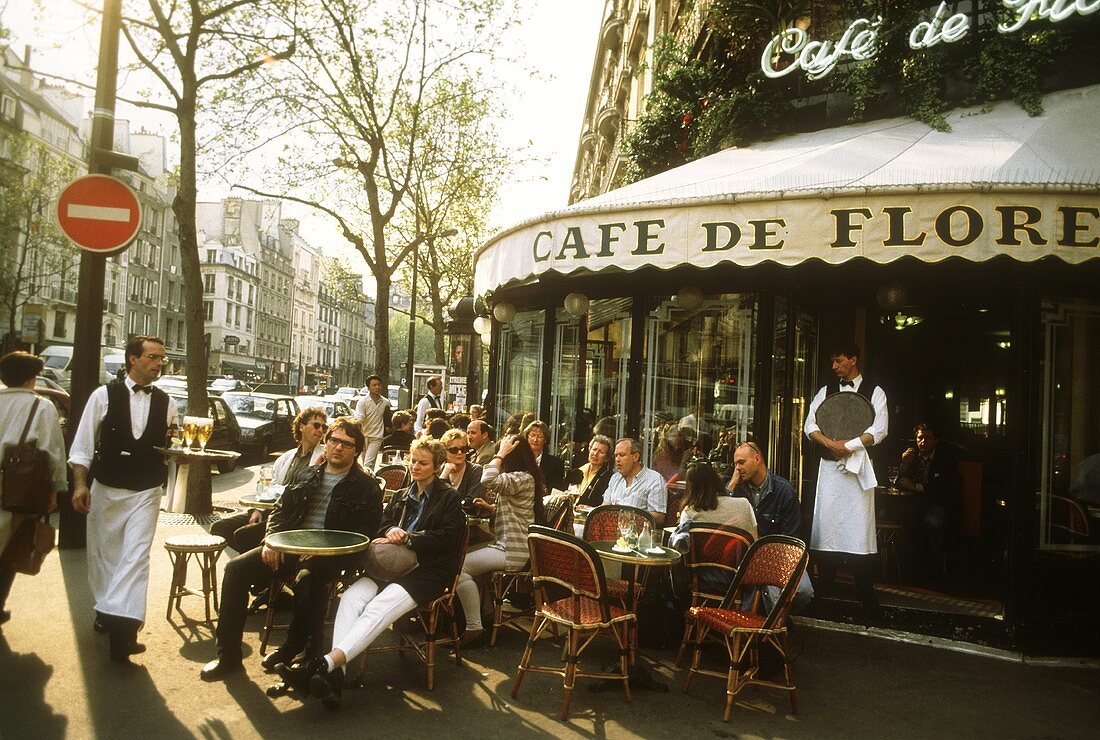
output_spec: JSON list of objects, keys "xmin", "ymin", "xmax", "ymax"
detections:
[
  {"xmin": 87, "ymin": 480, "xmax": 162, "ymax": 623},
  {"xmin": 809, "ymin": 458, "xmax": 877, "ymax": 555}
]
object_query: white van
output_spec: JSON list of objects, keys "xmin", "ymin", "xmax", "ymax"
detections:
[{"xmin": 39, "ymin": 345, "xmax": 120, "ymax": 385}]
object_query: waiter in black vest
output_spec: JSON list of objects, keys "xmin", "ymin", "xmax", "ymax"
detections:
[
  {"xmin": 413, "ymin": 375, "xmax": 443, "ymax": 435},
  {"xmin": 803, "ymin": 342, "xmax": 888, "ymax": 611},
  {"xmin": 70, "ymin": 335, "xmax": 178, "ymax": 664}
]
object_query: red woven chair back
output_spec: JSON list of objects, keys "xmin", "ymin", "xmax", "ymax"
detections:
[
  {"xmin": 528, "ymin": 527, "xmax": 604, "ymax": 602},
  {"xmin": 376, "ymin": 464, "xmax": 409, "ymax": 492},
  {"xmin": 738, "ymin": 539, "xmax": 805, "ymax": 590},
  {"xmin": 582, "ymin": 504, "xmax": 654, "ymax": 542},
  {"xmin": 686, "ymin": 523, "xmax": 753, "ymax": 594}
]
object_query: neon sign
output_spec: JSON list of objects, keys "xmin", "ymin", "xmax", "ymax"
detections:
[{"xmin": 761, "ymin": 0, "xmax": 1099, "ymax": 80}]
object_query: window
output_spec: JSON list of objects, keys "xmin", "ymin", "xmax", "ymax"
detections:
[
  {"xmin": 1, "ymin": 95, "xmax": 15, "ymax": 120},
  {"xmin": 1039, "ymin": 298, "xmax": 1100, "ymax": 552},
  {"xmin": 204, "ymin": 273, "xmax": 215, "ymax": 294},
  {"xmin": 53, "ymin": 310, "xmax": 67, "ymax": 338},
  {"xmin": 497, "ymin": 309, "xmax": 546, "ymax": 430},
  {"xmin": 206, "ymin": 249, "xmax": 216, "ymax": 264},
  {"xmin": 203, "ymin": 301, "xmax": 214, "ymax": 321}
]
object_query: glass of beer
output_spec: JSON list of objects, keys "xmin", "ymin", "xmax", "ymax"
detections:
[
  {"xmin": 196, "ymin": 419, "xmax": 213, "ymax": 451},
  {"xmin": 182, "ymin": 417, "xmax": 198, "ymax": 449}
]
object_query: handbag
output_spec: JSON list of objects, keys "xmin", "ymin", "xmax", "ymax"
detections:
[
  {"xmin": 0, "ymin": 516, "xmax": 56, "ymax": 575},
  {"xmin": 1, "ymin": 398, "xmax": 55, "ymax": 515},
  {"xmin": 361, "ymin": 541, "xmax": 418, "ymax": 582}
]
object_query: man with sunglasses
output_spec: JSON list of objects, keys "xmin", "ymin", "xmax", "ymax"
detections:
[
  {"xmin": 211, "ymin": 407, "xmax": 329, "ymax": 555},
  {"xmin": 70, "ymin": 335, "xmax": 177, "ymax": 664},
  {"xmin": 201, "ymin": 418, "xmax": 383, "ymax": 681}
]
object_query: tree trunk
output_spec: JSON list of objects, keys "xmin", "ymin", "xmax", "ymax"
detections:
[
  {"xmin": 375, "ymin": 271, "xmax": 391, "ymax": 380},
  {"xmin": 175, "ymin": 94, "xmax": 209, "ymax": 414},
  {"xmin": 429, "ymin": 273, "xmax": 446, "ymax": 365}
]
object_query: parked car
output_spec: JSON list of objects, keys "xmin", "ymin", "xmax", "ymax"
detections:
[
  {"xmin": 208, "ymin": 377, "xmax": 251, "ymax": 395},
  {"xmin": 295, "ymin": 396, "xmax": 353, "ymax": 419},
  {"xmin": 38, "ymin": 367, "xmax": 70, "ymax": 391},
  {"xmin": 166, "ymin": 393, "xmax": 243, "ymax": 473},
  {"xmin": 333, "ymin": 386, "xmax": 357, "ymax": 400},
  {"xmin": 221, "ymin": 392, "xmax": 300, "ymax": 456},
  {"xmin": 0, "ymin": 380, "xmax": 70, "ymax": 440},
  {"xmin": 154, "ymin": 375, "xmax": 189, "ymax": 392},
  {"xmin": 253, "ymin": 382, "xmax": 297, "ymax": 396}
]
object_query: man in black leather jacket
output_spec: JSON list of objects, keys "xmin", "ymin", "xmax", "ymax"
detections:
[{"xmin": 201, "ymin": 418, "xmax": 383, "ymax": 681}]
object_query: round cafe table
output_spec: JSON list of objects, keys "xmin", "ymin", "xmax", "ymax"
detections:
[
  {"xmin": 238, "ymin": 493, "xmax": 278, "ymax": 511},
  {"xmin": 264, "ymin": 529, "xmax": 372, "ymax": 556},
  {"xmin": 156, "ymin": 446, "xmax": 241, "ymax": 516}
]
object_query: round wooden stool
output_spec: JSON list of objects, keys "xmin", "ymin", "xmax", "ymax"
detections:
[{"xmin": 165, "ymin": 533, "xmax": 227, "ymax": 623}]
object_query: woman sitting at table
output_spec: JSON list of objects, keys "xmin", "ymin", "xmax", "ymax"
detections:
[
  {"xmin": 439, "ymin": 428, "xmax": 484, "ymax": 510},
  {"xmin": 525, "ymin": 419, "xmax": 565, "ymax": 493},
  {"xmin": 571, "ymin": 433, "xmax": 614, "ymax": 508},
  {"xmin": 281, "ymin": 436, "xmax": 465, "ymax": 708},
  {"xmin": 455, "ymin": 433, "xmax": 546, "ymax": 646},
  {"xmin": 670, "ymin": 460, "xmax": 758, "ymax": 547}
]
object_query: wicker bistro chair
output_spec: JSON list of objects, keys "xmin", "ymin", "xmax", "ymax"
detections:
[
  {"xmin": 489, "ymin": 496, "xmax": 575, "ymax": 646},
  {"xmin": 359, "ymin": 524, "xmax": 471, "ymax": 690},
  {"xmin": 512, "ymin": 526, "xmax": 636, "ymax": 721},
  {"xmin": 581, "ymin": 504, "xmax": 656, "ymax": 605},
  {"xmin": 376, "ymin": 464, "xmax": 410, "ymax": 495},
  {"xmin": 675, "ymin": 523, "xmax": 754, "ymax": 666},
  {"xmin": 681, "ymin": 535, "xmax": 809, "ymax": 722},
  {"xmin": 259, "ymin": 572, "xmax": 348, "ymax": 656}
]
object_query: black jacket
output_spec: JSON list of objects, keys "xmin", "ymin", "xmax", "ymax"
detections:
[
  {"xmin": 539, "ymin": 453, "xmax": 566, "ymax": 492},
  {"xmin": 574, "ymin": 465, "xmax": 613, "ymax": 508},
  {"xmin": 378, "ymin": 477, "xmax": 466, "ymax": 604},
  {"xmin": 729, "ymin": 472, "xmax": 802, "ymax": 539},
  {"xmin": 267, "ymin": 464, "xmax": 383, "ymax": 538}
]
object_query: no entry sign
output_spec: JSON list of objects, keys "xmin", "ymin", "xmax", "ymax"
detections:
[{"xmin": 55, "ymin": 174, "xmax": 142, "ymax": 254}]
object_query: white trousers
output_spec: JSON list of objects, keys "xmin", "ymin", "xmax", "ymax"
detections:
[
  {"xmin": 456, "ymin": 546, "xmax": 507, "ymax": 631},
  {"xmin": 87, "ymin": 481, "xmax": 162, "ymax": 622},
  {"xmin": 361, "ymin": 438, "xmax": 383, "ymax": 470},
  {"xmin": 331, "ymin": 577, "xmax": 416, "ymax": 663}
]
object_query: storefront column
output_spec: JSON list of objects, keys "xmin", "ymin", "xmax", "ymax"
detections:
[
  {"xmin": 485, "ymin": 321, "xmax": 500, "ymax": 425},
  {"xmin": 624, "ymin": 297, "xmax": 648, "ymax": 440},
  {"xmin": 753, "ymin": 292, "xmax": 776, "ymax": 460},
  {"xmin": 539, "ymin": 305, "xmax": 556, "ymax": 423}
]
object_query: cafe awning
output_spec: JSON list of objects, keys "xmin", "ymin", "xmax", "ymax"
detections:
[{"xmin": 475, "ymin": 84, "xmax": 1100, "ymax": 296}]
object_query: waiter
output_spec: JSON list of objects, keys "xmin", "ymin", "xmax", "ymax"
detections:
[
  {"xmin": 803, "ymin": 342, "xmax": 888, "ymax": 611},
  {"xmin": 413, "ymin": 375, "xmax": 443, "ymax": 435},
  {"xmin": 70, "ymin": 335, "xmax": 178, "ymax": 664}
]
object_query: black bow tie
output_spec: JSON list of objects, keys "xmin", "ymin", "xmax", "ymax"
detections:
[
  {"xmin": 132, "ymin": 384, "xmax": 152, "ymax": 394},
  {"xmin": 839, "ymin": 380, "xmax": 855, "ymax": 388}
]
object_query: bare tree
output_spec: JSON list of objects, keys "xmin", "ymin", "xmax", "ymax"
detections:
[
  {"xmin": 237, "ymin": 0, "xmax": 516, "ymax": 380},
  {"xmin": 114, "ymin": 0, "xmax": 295, "ymax": 408}
]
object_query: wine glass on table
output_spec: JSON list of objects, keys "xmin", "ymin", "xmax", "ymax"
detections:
[{"xmin": 617, "ymin": 510, "xmax": 635, "ymax": 546}]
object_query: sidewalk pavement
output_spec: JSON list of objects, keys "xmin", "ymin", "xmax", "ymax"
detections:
[{"xmin": 2, "ymin": 464, "xmax": 1098, "ymax": 739}]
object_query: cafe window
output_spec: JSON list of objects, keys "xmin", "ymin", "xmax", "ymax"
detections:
[
  {"xmin": 1039, "ymin": 298, "xmax": 1100, "ymax": 551},
  {"xmin": 549, "ymin": 298, "xmax": 632, "ymax": 468},
  {"xmin": 642, "ymin": 294, "xmax": 759, "ymax": 474},
  {"xmin": 497, "ymin": 309, "xmax": 545, "ymax": 433}
]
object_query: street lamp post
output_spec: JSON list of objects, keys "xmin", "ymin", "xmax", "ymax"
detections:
[{"xmin": 405, "ymin": 228, "xmax": 456, "ymax": 403}]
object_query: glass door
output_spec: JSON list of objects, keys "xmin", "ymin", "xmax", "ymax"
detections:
[{"xmin": 769, "ymin": 298, "xmax": 818, "ymax": 501}]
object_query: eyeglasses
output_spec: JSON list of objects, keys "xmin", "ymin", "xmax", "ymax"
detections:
[
  {"xmin": 306, "ymin": 421, "xmax": 328, "ymax": 431},
  {"xmin": 143, "ymin": 354, "xmax": 166, "ymax": 362},
  {"xmin": 446, "ymin": 446, "xmax": 468, "ymax": 455},
  {"xmin": 326, "ymin": 436, "xmax": 356, "ymax": 450}
]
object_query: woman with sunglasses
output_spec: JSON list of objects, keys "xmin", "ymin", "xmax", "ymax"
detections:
[
  {"xmin": 439, "ymin": 428, "xmax": 483, "ymax": 511},
  {"xmin": 212, "ymin": 407, "xmax": 329, "ymax": 555},
  {"xmin": 456, "ymin": 434, "xmax": 547, "ymax": 646}
]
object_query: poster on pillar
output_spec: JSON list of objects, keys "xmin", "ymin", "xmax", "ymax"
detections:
[{"xmin": 447, "ymin": 336, "xmax": 471, "ymax": 412}]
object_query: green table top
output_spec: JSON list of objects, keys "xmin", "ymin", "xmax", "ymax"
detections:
[
  {"xmin": 590, "ymin": 540, "xmax": 681, "ymax": 565},
  {"xmin": 239, "ymin": 494, "xmax": 277, "ymax": 510},
  {"xmin": 265, "ymin": 529, "xmax": 371, "ymax": 555}
]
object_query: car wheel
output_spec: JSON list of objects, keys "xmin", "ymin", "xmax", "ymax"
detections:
[
  {"xmin": 217, "ymin": 456, "xmax": 237, "ymax": 474},
  {"xmin": 261, "ymin": 438, "xmax": 272, "ymax": 458}
]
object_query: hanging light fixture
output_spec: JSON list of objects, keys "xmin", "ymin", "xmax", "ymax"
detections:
[
  {"xmin": 876, "ymin": 282, "xmax": 908, "ymax": 312},
  {"xmin": 472, "ymin": 316, "xmax": 492, "ymax": 335},
  {"xmin": 563, "ymin": 291, "xmax": 590, "ymax": 317},
  {"xmin": 480, "ymin": 332, "xmax": 492, "ymax": 346},
  {"xmin": 492, "ymin": 301, "xmax": 516, "ymax": 323},
  {"xmin": 675, "ymin": 286, "xmax": 704, "ymax": 311}
]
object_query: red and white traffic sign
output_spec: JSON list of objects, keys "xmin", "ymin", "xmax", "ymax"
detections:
[{"xmin": 55, "ymin": 174, "xmax": 142, "ymax": 254}]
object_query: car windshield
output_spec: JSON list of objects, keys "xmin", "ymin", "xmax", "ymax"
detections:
[
  {"xmin": 224, "ymin": 394, "xmax": 274, "ymax": 419},
  {"xmin": 211, "ymin": 379, "xmax": 237, "ymax": 390},
  {"xmin": 43, "ymin": 355, "xmax": 69, "ymax": 369}
]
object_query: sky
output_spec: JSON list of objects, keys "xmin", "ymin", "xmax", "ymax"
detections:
[{"xmin": 1, "ymin": 0, "xmax": 603, "ymax": 273}]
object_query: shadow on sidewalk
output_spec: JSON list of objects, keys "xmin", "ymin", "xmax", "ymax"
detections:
[
  {"xmin": 0, "ymin": 633, "xmax": 68, "ymax": 738},
  {"xmin": 59, "ymin": 548, "xmax": 193, "ymax": 739}
]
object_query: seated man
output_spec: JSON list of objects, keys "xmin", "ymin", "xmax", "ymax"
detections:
[
  {"xmin": 211, "ymin": 407, "xmax": 328, "ymax": 554},
  {"xmin": 604, "ymin": 437, "xmax": 668, "ymax": 526},
  {"xmin": 200, "ymin": 418, "xmax": 383, "ymax": 681},
  {"xmin": 280, "ymin": 436, "xmax": 466, "ymax": 708},
  {"xmin": 381, "ymin": 410, "xmax": 414, "ymax": 451},
  {"xmin": 897, "ymin": 422, "xmax": 960, "ymax": 577}
]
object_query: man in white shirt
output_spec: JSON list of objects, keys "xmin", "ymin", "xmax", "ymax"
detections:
[
  {"xmin": 803, "ymin": 342, "xmax": 888, "ymax": 610},
  {"xmin": 604, "ymin": 438, "xmax": 668, "ymax": 526},
  {"xmin": 354, "ymin": 375, "xmax": 390, "ymax": 468},
  {"xmin": 70, "ymin": 336, "xmax": 178, "ymax": 664},
  {"xmin": 413, "ymin": 376, "xmax": 443, "ymax": 435}
]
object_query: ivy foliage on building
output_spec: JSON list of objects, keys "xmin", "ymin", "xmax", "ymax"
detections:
[{"xmin": 622, "ymin": 1, "xmax": 1070, "ymax": 183}]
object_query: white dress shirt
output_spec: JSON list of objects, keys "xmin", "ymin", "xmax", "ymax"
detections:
[
  {"xmin": 604, "ymin": 465, "xmax": 668, "ymax": 513},
  {"xmin": 413, "ymin": 392, "xmax": 441, "ymax": 434},
  {"xmin": 354, "ymin": 393, "xmax": 390, "ymax": 439}
]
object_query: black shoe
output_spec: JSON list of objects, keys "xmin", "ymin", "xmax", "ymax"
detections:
[
  {"xmin": 200, "ymin": 655, "xmax": 244, "ymax": 682},
  {"xmin": 309, "ymin": 665, "xmax": 343, "ymax": 710},
  {"xmin": 93, "ymin": 616, "xmax": 108, "ymax": 634},
  {"xmin": 261, "ymin": 647, "xmax": 296, "ymax": 673},
  {"xmin": 279, "ymin": 658, "xmax": 322, "ymax": 695},
  {"xmin": 0, "ymin": 609, "xmax": 10, "ymax": 626}
]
